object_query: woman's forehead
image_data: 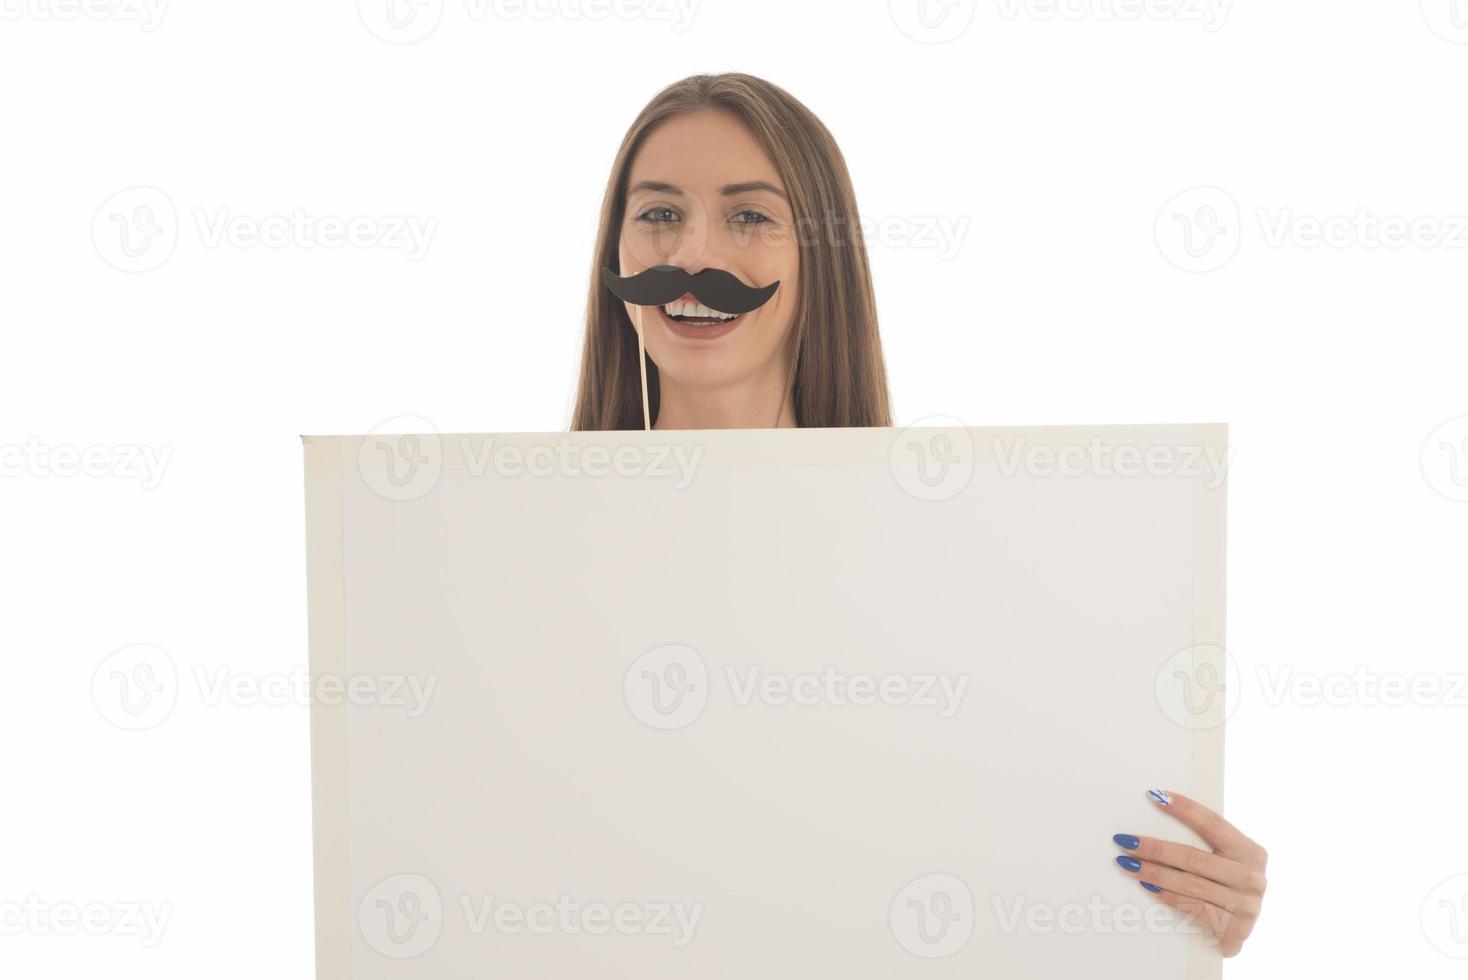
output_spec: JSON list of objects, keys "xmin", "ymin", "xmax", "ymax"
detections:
[{"xmin": 628, "ymin": 111, "xmax": 784, "ymax": 196}]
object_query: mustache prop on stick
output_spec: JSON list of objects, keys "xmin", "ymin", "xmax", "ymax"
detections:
[
  {"xmin": 602, "ymin": 264, "xmax": 782, "ymax": 430},
  {"xmin": 602, "ymin": 264, "xmax": 781, "ymax": 316}
]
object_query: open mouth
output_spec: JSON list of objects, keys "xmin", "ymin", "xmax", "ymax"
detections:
[
  {"xmin": 654, "ymin": 294, "xmax": 748, "ymax": 339},
  {"xmin": 659, "ymin": 298, "xmax": 742, "ymax": 327}
]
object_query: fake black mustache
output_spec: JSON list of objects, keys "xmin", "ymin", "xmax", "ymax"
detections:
[{"xmin": 602, "ymin": 265, "xmax": 781, "ymax": 316}]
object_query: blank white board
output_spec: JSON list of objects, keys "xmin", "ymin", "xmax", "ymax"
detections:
[{"xmin": 304, "ymin": 424, "xmax": 1227, "ymax": 979}]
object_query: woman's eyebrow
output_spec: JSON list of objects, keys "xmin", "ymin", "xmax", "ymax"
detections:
[
  {"xmin": 628, "ymin": 179, "xmax": 788, "ymax": 201},
  {"xmin": 628, "ymin": 180, "xmax": 684, "ymax": 196},
  {"xmin": 720, "ymin": 180, "xmax": 787, "ymax": 200}
]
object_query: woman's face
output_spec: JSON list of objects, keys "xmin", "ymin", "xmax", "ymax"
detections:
[{"xmin": 617, "ymin": 109, "xmax": 799, "ymax": 394}]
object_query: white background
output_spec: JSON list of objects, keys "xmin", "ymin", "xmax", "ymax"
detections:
[{"xmin": 3, "ymin": 0, "xmax": 1466, "ymax": 976}]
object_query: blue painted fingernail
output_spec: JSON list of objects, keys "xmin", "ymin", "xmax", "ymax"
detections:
[
  {"xmin": 1147, "ymin": 789, "xmax": 1173, "ymax": 807},
  {"xmin": 1140, "ymin": 881, "xmax": 1164, "ymax": 893},
  {"xmin": 1113, "ymin": 834, "xmax": 1140, "ymax": 850},
  {"xmin": 1116, "ymin": 856, "xmax": 1142, "ymax": 872}
]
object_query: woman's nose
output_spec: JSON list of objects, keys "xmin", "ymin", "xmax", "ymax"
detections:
[{"xmin": 662, "ymin": 195, "xmax": 721, "ymax": 270}]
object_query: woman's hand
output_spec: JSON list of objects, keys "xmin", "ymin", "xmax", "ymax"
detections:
[{"xmin": 1112, "ymin": 789, "xmax": 1268, "ymax": 958}]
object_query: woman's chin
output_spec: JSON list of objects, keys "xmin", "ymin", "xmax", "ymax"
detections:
[
  {"xmin": 650, "ymin": 313, "xmax": 763, "ymax": 380},
  {"xmin": 653, "ymin": 356, "xmax": 756, "ymax": 393},
  {"xmin": 645, "ymin": 306, "xmax": 788, "ymax": 401}
]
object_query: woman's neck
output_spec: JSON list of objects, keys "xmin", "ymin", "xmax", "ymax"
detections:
[{"xmin": 653, "ymin": 370, "xmax": 797, "ymax": 430}]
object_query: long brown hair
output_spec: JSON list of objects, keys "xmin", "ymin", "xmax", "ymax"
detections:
[{"xmin": 570, "ymin": 73, "xmax": 892, "ymax": 431}]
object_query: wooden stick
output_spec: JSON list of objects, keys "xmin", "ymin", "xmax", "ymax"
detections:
[{"xmin": 634, "ymin": 306, "xmax": 651, "ymax": 431}]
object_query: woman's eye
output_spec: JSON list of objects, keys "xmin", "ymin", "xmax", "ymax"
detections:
[
  {"xmin": 732, "ymin": 210, "xmax": 770, "ymax": 225},
  {"xmin": 635, "ymin": 206, "xmax": 679, "ymax": 223}
]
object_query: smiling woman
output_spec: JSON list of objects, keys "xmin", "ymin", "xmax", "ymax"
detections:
[
  {"xmin": 571, "ymin": 72, "xmax": 892, "ymax": 431},
  {"xmin": 568, "ymin": 72, "xmax": 1272, "ymax": 961}
]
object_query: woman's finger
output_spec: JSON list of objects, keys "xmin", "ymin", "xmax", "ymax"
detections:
[
  {"xmin": 1114, "ymin": 856, "xmax": 1260, "ymax": 919},
  {"xmin": 1147, "ymin": 789, "xmax": 1265, "ymax": 866},
  {"xmin": 1116, "ymin": 834, "xmax": 1266, "ymax": 894}
]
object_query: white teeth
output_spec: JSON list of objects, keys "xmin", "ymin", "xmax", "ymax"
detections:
[{"xmin": 662, "ymin": 301, "xmax": 737, "ymax": 322}]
